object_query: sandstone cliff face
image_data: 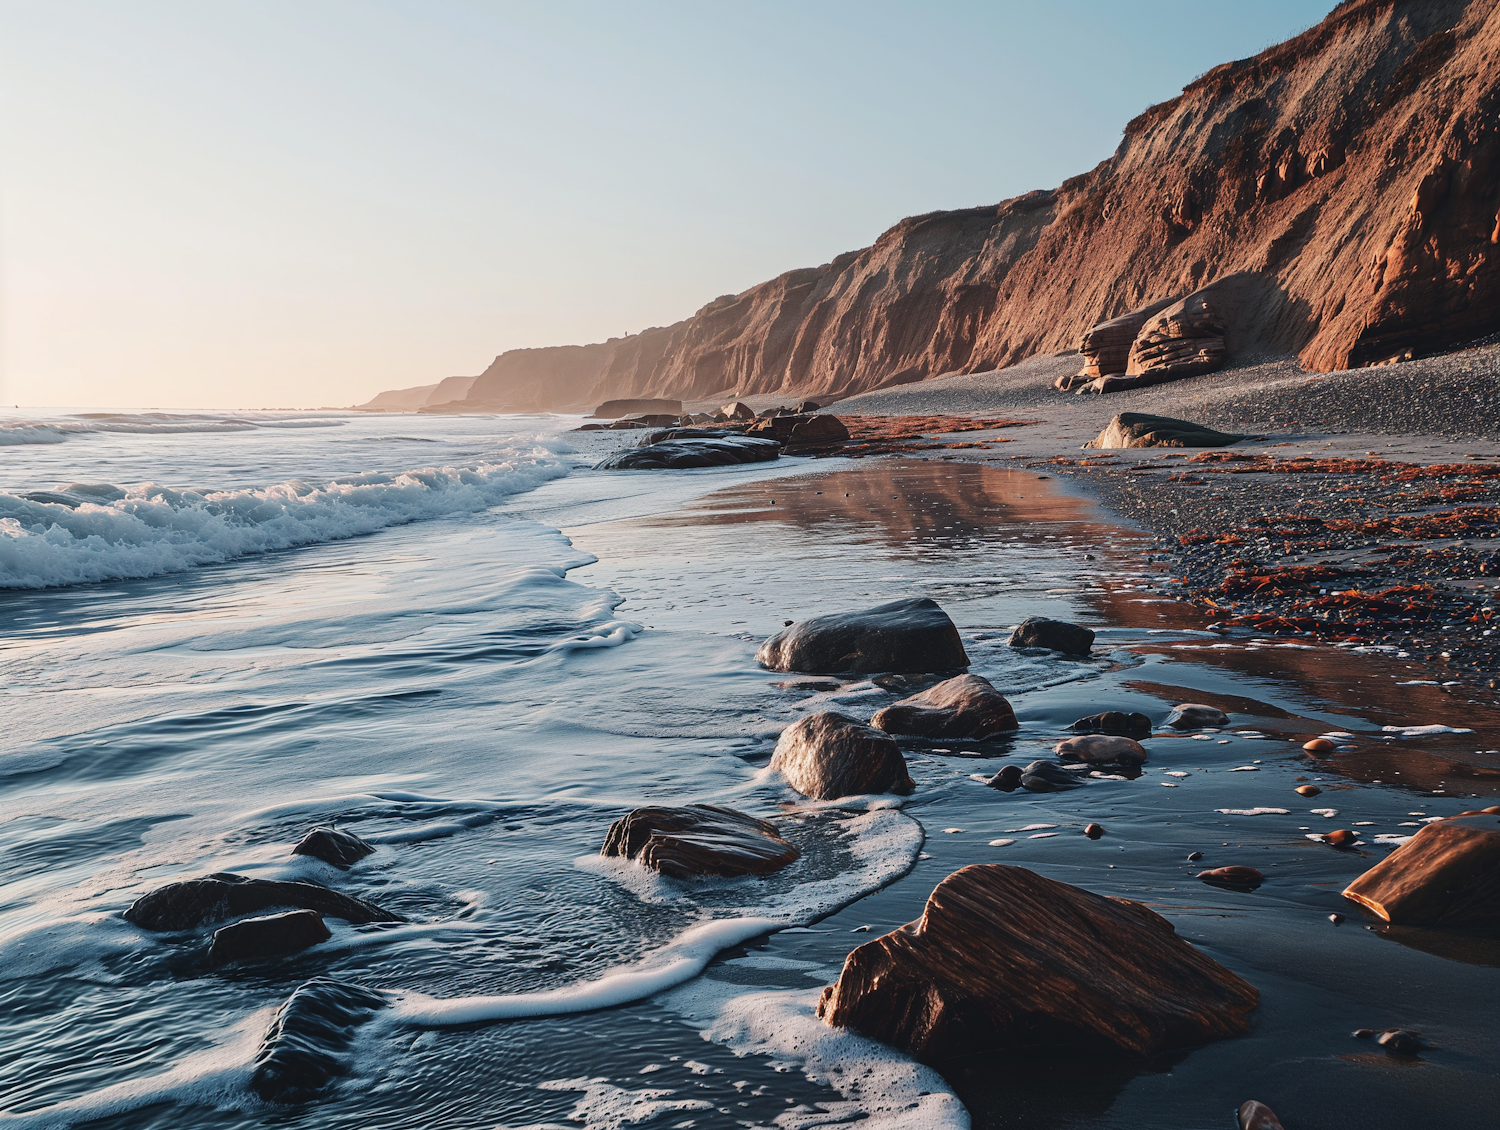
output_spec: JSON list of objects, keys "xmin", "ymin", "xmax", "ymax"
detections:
[{"xmin": 461, "ymin": 0, "xmax": 1500, "ymax": 411}]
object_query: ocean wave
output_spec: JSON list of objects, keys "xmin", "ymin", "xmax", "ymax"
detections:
[
  {"xmin": 0, "ymin": 411, "xmax": 347, "ymax": 445},
  {"xmin": 0, "ymin": 447, "xmax": 571, "ymax": 589}
]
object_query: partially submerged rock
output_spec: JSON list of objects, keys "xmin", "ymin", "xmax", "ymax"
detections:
[
  {"xmin": 1070, "ymin": 711, "xmax": 1152, "ymax": 738},
  {"xmin": 756, "ymin": 597, "xmax": 969, "ymax": 675},
  {"xmin": 1237, "ymin": 1100, "xmax": 1286, "ymax": 1130},
  {"xmin": 1019, "ymin": 760, "xmax": 1084, "ymax": 792},
  {"xmin": 1342, "ymin": 813, "xmax": 1500, "ymax": 928},
  {"xmin": 1008, "ymin": 616, "xmax": 1095, "ymax": 656},
  {"xmin": 1054, "ymin": 735, "xmax": 1147, "ymax": 765},
  {"xmin": 293, "ymin": 827, "xmax": 374, "ymax": 869},
  {"xmin": 1199, "ymin": 866, "xmax": 1265, "ymax": 891},
  {"xmin": 870, "ymin": 674, "xmax": 1017, "ymax": 739},
  {"xmin": 1084, "ymin": 412, "xmax": 1248, "ymax": 450},
  {"xmin": 600, "ymin": 804, "xmax": 799, "ymax": 878},
  {"xmin": 816, "ymin": 864, "xmax": 1258, "ymax": 1062},
  {"xmin": 597, "ymin": 433, "xmax": 780, "ymax": 470},
  {"xmin": 124, "ymin": 873, "xmax": 403, "ymax": 931},
  {"xmin": 250, "ymin": 978, "xmax": 388, "ymax": 1103},
  {"xmin": 1165, "ymin": 703, "xmax": 1229, "ymax": 729},
  {"xmin": 208, "ymin": 910, "xmax": 331, "ymax": 966},
  {"xmin": 770, "ymin": 713, "xmax": 914, "ymax": 800}
]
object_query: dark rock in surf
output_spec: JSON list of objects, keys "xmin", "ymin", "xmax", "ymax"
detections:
[
  {"xmin": 600, "ymin": 804, "xmax": 800, "ymax": 878},
  {"xmin": 293, "ymin": 828, "xmax": 375, "ymax": 869},
  {"xmin": 1376, "ymin": 1028, "xmax": 1426, "ymax": 1056},
  {"xmin": 1164, "ymin": 703, "xmax": 1229, "ymax": 729},
  {"xmin": 124, "ymin": 873, "xmax": 404, "ymax": 931},
  {"xmin": 815, "ymin": 864, "xmax": 1259, "ymax": 1063},
  {"xmin": 250, "ymin": 978, "xmax": 388, "ymax": 1103},
  {"xmin": 871, "ymin": 674, "xmax": 1017, "ymax": 739},
  {"xmin": 756, "ymin": 597, "xmax": 968, "ymax": 676},
  {"xmin": 597, "ymin": 433, "xmax": 780, "ymax": 470},
  {"xmin": 208, "ymin": 910, "xmax": 331, "ymax": 966},
  {"xmin": 1198, "ymin": 866, "xmax": 1264, "ymax": 891},
  {"xmin": 1008, "ymin": 616, "xmax": 1095, "ymax": 656},
  {"xmin": 1070, "ymin": 711, "xmax": 1152, "ymax": 738},
  {"xmin": 1237, "ymin": 1100, "xmax": 1287, "ymax": 1130},
  {"xmin": 987, "ymin": 764, "xmax": 1023, "ymax": 792},
  {"xmin": 771, "ymin": 713, "xmax": 914, "ymax": 800},
  {"xmin": 1019, "ymin": 760, "xmax": 1084, "ymax": 792},
  {"xmin": 1053, "ymin": 734, "xmax": 1147, "ymax": 765}
]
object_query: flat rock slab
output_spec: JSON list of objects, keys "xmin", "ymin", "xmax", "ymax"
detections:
[
  {"xmin": 771, "ymin": 712, "xmax": 914, "ymax": 800},
  {"xmin": 251, "ymin": 978, "xmax": 388, "ymax": 1103},
  {"xmin": 1086, "ymin": 412, "xmax": 1248, "ymax": 449},
  {"xmin": 1343, "ymin": 813, "xmax": 1500, "ymax": 928},
  {"xmin": 757, "ymin": 597, "xmax": 969, "ymax": 675},
  {"xmin": 1008, "ymin": 616, "xmax": 1095, "ymax": 656},
  {"xmin": 597, "ymin": 435, "xmax": 780, "ymax": 470},
  {"xmin": 209, "ymin": 909, "xmax": 331, "ymax": 965},
  {"xmin": 816, "ymin": 864, "xmax": 1258, "ymax": 1063},
  {"xmin": 293, "ymin": 827, "xmax": 375, "ymax": 869},
  {"xmin": 871, "ymin": 674, "xmax": 1017, "ymax": 739},
  {"xmin": 601, "ymin": 804, "xmax": 800, "ymax": 878},
  {"xmin": 124, "ymin": 873, "xmax": 404, "ymax": 931}
]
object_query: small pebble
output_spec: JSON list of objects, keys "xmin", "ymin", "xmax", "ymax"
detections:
[
  {"xmin": 1296, "ymin": 784, "xmax": 1322, "ymax": 797},
  {"xmin": 1084, "ymin": 823, "xmax": 1105, "ymax": 839},
  {"xmin": 1324, "ymin": 828, "xmax": 1358, "ymax": 847},
  {"xmin": 1353, "ymin": 1028, "xmax": 1375, "ymax": 1039},
  {"xmin": 1329, "ymin": 913, "xmax": 1343, "ymax": 924},
  {"xmin": 1304, "ymin": 738, "xmax": 1335, "ymax": 752},
  {"xmin": 1187, "ymin": 851, "xmax": 1203, "ymax": 861}
]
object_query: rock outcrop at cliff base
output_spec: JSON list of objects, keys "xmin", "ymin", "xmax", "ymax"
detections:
[{"xmin": 380, "ymin": 1, "xmax": 1500, "ymax": 414}]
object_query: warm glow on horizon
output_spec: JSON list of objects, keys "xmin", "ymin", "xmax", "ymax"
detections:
[{"xmin": 0, "ymin": 0, "xmax": 1332, "ymax": 411}]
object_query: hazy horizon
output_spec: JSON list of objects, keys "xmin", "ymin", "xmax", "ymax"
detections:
[{"xmin": 1, "ymin": 0, "xmax": 1332, "ymax": 410}]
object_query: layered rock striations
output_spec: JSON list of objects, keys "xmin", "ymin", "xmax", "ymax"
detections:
[{"xmin": 374, "ymin": 1, "xmax": 1500, "ymax": 412}]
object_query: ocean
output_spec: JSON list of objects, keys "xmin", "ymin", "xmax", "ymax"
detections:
[{"xmin": 1, "ymin": 409, "xmax": 1496, "ymax": 1129}]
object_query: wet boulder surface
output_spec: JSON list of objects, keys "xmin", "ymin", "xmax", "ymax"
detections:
[
  {"xmin": 600, "ymin": 804, "xmax": 800, "ymax": 878},
  {"xmin": 870, "ymin": 674, "xmax": 1017, "ymax": 739},
  {"xmin": 123, "ymin": 873, "xmax": 404, "ymax": 931},
  {"xmin": 1342, "ymin": 813, "xmax": 1500, "ymax": 928},
  {"xmin": 816, "ymin": 864, "xmax": 1258, "ymax": 1064},
  {"xmin": 771, "ymin": 712, "xmax": 914, "ymax": 801},
  {"xmin": 250, "ymin": 978, "xmax": 389, "ymax": 1103},
  {"xmin": 208, "ymin": 909, "xmax": 331, "ymax": 966},
  {"xmin": 597, "ymin": 431, "xmax": 781, "ymax": 470},
  {"xmin": 756, "ymin": 597, "xmax": 969, "ymax": 676},
  {"xmin": 1165, "ymin": 703, "xmax": 1230, "ymax": 729},
  {"xmin": 1008, "ymin": 616, "xmax": 1095, "ymax": 656},
  {"xmin": 1054, "ymin": 734, "xmax": 1148, "ymax": 765},
  {"xmin": 293, "ymin": 827, "xmax": 375, "ymax": 868}
]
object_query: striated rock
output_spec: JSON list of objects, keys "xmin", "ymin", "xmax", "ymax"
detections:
[
  {"xmin": 1342, "ymin": 813, "xmax": 1500, "ymax": 928},
  {"xmin": 1237, "ymin": 1100, "xmax": 1286, "ymax": 1130},
  {"xmin": 251, "ymin": 978, "xmax": 388, "ymax": 1103},
  {"xmin": 1019, "ymin": 760, "xmax": 1084, "ymax": 792},
  {"xmin": 1008, "ymin": 616, "xmax": 1095, "ymax": 656},
  {"xmin": 816, "ymin": 864, "xmax": 1258, "ymax": 1063},
  {"xmin": 1071, "ymin": 296, "xmax": 1180, "ymax": 383},
  {"xmin": 871, "ymin": 674, "xmax": 1017, "ymax": 739},
  {"xmin": 1165, "ymin": 703, "xmax": 1229, "ymax": 729},
  {"xmin": 770, "ymin": 713, "xmax": 914, "ymax": 800},
  {"xmin": 1070, "ymin": 711, "xmax": 1152, "ymax": 738},
  {"xmin": 208, "ymin": 910, "xmax": 331, "ymax": 966},
  {"xmin": 1122, "ymin": 290, "xmax": 1227, "ymax": 383},
  {"xmin": 757, "ymin": 597, "xmax": 968, "ymax": 676},
  {"xmin": 1084, "ymin": 412, "xmax": 1247, "ymax": 449},
  {"xmin": 123, "ymin": 873, "xmax": 403, "ymax": 931},
  {"xmin": 1199, "ymin": 866, "xmax": 1265, "ymax": 891},
  {"xmin": 600, "ymin": 804, "xmax": 799, "ymax": 878},
  {"xmin": 592, "ymin": 398, "xmax": 683, "ymax": 419},
  {"xmin": 293, "ymin": 827, "xmax": 374, "ymax": 869},
  {"xmin": 1054, "ymin": 734, "xmax": 1147, "ymax": 765},
  {"xmin": 597, "ymin": 433, "xmax": 780, "ymax": 470}
]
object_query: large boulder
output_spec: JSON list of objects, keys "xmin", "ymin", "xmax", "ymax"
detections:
[
  {"xmin": 1124, "ymin": 290, "xmax": 1227, "ymax": 381},
  {"xmin": 816, "ymin": 864, "xmax": 1258, "ymax": 1063},
  {"xmin": 123, "ymin": 873, "xmax": 403, "ymax": 931},
  {"xmin": 600, "ymin": 804, "xmax": 800, "ymax": 878},
  {"xmin": 208, "ymin": 910, "xmax": 331, "ymax": 965},
  {"xmin": 592, "ymin": 398, "xmax": 682, "ymax": 419},
  {"xmin": 757, "ymin": 597, "xmax": 969, "ymax": 675},
  {"xmin": 770, "ymin": 713, "xmax": 914, "ymax": 800},
  {"xmin": 870, "ymin": 674, "xmax": 1017, "ymax": 739},
  {"xmin": 1084, "ymin": 412, "xmax": 1248, "ymax": 449},
  {"xmin": 1008, "ymin": 616, "xmax": 1095, "ymax": 656},
  {"xmin": 1342, "ymin": 813, "xmax": 1500, "ymax": 928},
  {"xmin": 786, "ymin": 414, "xmax": 850, "ymax": 448},
  {"xmin": 719, "ymin": 400, "xmax": 756, "ymax": 421},
  {"xmin": 293, "ymin": 827, "xmax": 374, "ymax": 869},
  {"xmin": 1065, "ymin": 296, "xmax": 1180, "ymax": 387},
  {"xmin": 597, "ymin": 433, "xmax": 780, "ymax": 470},
  {"xmin": 251, "ymin": 978, "xmax": 388, "ymax": 1103}
]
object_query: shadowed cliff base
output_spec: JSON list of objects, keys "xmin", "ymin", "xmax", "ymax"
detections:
[{"xmin": 364, "ymin": 0, "xmax": 1500, "ymax": 414}]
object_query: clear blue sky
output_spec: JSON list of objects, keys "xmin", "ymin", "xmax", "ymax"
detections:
[{"xmin": 0, "ymin": 1, "xmax": 1333, "ymax": 409}]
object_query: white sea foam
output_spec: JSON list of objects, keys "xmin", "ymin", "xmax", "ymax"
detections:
[
  {"xmin": 0, "ymin": 445, "xmax": 571, "ymax": 589},
  {"xmin": 0, "ymin": 411, "xmax": 346, "ymax": 443}
]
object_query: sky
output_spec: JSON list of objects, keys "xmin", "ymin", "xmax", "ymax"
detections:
[{"xmin": 0, "ymin": 1, "xmax": 1334, "ymax": 410}]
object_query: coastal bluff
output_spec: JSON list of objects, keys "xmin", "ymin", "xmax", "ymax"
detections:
[{"xmin": 363, "ymin": 0, "xmax": 1500, "ymax": 413}]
